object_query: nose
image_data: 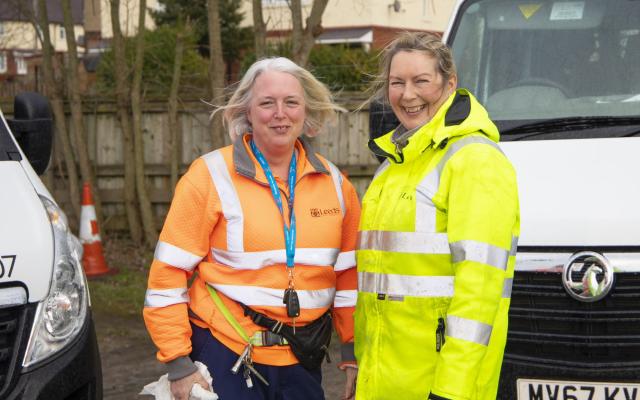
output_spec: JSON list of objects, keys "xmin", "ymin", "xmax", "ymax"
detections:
[
  {"xmin": 401, "ymin": 82, "xmax": 417, "ymax": 100},
  {"xmin": 274, "ymin": 102, "xmax": 286, "ymax": 119}
]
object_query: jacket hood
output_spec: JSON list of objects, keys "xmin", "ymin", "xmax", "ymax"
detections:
[{"xmin": 370, "ymin": 88, "xmax": 500, "ymax": 163}]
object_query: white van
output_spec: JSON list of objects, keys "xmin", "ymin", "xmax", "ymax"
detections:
[
  {"xmin": 442, "ymin": 0, "xmax": 640, "ymax": 398},
  {"xmin": 0, "ymin": 93, "xmax": 102, "ymax": 398}
]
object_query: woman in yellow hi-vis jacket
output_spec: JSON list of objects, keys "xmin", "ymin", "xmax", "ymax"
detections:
[{"xmin": 354, "ymin": 32, "xmax": 520, "ymax": 400}]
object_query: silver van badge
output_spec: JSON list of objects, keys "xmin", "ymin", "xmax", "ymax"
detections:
[{"xmin": 562, "ymin": 251, "xmax": 614, "ymax": 302}]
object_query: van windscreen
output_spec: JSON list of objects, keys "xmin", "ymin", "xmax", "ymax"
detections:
[{"xmin": 449, "ymin": 0, "xmax": 640, "ymax": 123}]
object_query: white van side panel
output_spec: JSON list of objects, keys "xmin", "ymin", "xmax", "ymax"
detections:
[
  {"xmin": 501, "ymin": 137, "xmax": 640, "ymax": 247},
  {"xmin": 0, "ymin": 162, "xmax": 53, "ymax": 302}
]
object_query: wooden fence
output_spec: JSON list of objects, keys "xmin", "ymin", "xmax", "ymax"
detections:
[{"xmin": 39, "ymin": 96, "xmax": 379, "ymax": 231}]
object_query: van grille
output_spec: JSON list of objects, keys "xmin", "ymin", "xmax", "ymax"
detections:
[
  {"xmin": 0, "ymin": 303, "xmax": 32, "ymax": 396},
  {"xmin": 505, "ymin": 271, "xmax": 640, "ymax": 369}
]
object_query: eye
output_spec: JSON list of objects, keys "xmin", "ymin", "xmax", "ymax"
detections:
[
  {"xmin": 390, "ymin": 81, "xmax": 404, "ymax": 87},
  {"xmin": 259, "ymin": 100, "xmax": 274, "ymax": 107},
  {"xmin": 416, "ymin": 79, "xmax": 430, "ymax": 84},
  {"xmin": 286, "ymin": 99, "xmax": 300, "ymax": 106}
]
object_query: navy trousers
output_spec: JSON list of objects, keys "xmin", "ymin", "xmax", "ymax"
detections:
[{"xmin": 190, "ymin": 324, "xmax": 325, "ymax": 400}]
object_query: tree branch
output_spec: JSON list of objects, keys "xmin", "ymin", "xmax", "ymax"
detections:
[
  {"xmin": 252, "ymin": 0, "xmax": 267, "ymax": 59},
  {"xmin": 296, "ymin": 0, "xmax": 328, "ymax": 66}
]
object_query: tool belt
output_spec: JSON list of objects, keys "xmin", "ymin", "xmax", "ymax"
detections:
[
  {"xmin": 241, "ymin": 304, "xmax": 333, "ymax": 371},
  {"xmin": 255, "ymin": 329, "xmax": 288, "ymax": 346},
  {"xmin": 189, "ymin": 307, "xmax": 288, "ymax": 347}
]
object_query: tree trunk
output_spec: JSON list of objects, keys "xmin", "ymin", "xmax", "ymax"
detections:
[
  {"xmin": 61, "ymin": 0, "xmax": 103, "ymax": 227},
  {"xmin": 252, "ymin": 0, "xmax": 267, "ymax": 59},
  {"xmin": 207, "ymin": 0, "xmax": 226, "ymax": 149},
  {"xmin": 36, "ymin": 0, "xmax": 80, "ymax": 221},
  {"xmin": 289, "ymin": 0, "xmax": 303, "ymax": 59},
  {"xmin": 110, "ymin": 0, "xmax": 142, "ymax": 243},
  {"xmin": 292, "ymin": 0, "xmax": 329, "ymax": 67},
  {"xmin": 131, "ymin": 0, "xmax": 157, "ymax": 247},
  {"xmin": 169, "ymin": 19, "xmax": 188, "ymax": 194}
]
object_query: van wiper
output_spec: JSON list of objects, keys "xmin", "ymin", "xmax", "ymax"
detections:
[{"xmin": 502, "ymin": 116, "xmax": 640, "ymax": 141}]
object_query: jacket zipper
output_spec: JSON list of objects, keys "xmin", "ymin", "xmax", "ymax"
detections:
[{"xmin": 436, "ymin": 317, "xmax": 446, "ymax": 352}]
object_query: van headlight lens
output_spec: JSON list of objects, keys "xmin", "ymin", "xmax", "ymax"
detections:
[{"xmin": 22, "ymin": 196, "xmax": 89, "ymax": 367}]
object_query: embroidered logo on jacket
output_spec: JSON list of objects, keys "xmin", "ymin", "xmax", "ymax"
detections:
[
  {"xmin": 400, "ymin": 192, "xmax": 413, "ymax": 200},
  {"xmin": 310, "ymin": 207, "xmax": 341, "ymax": 217}
]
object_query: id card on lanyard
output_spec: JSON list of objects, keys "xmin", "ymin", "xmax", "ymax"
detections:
[{"xmin": 249, "ymin": 139, "xmax": 301, "ymax": 320}]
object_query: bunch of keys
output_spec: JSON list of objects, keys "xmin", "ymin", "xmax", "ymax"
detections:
[
  {"xmin": 283, "ymin": 287, "xmax": 300, "ymax": 333},
  {"xmin": 230, "ymin": 344, "xmax": 269, "ymax": 388}
]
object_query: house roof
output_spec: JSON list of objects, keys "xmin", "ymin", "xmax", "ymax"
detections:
[
  {"xmin": 0, "ymin": 0, "xmax": 83, "ymax": 25},
  {"xmin": 316, "ymin": 27, "xmax": 373, "ymax": 44}
]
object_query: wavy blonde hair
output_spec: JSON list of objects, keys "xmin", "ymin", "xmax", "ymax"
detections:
[
  {"xmin": 369, "ymin": 31, "xmax": 457, "ymax": 105},
  {"xmin": 214, "ymin": 57, "xmax": 345, "ymax": 142}
]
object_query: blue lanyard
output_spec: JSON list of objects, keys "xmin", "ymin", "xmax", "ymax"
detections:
[{"xmin": 250, "ymin": 139, "xmax": 297, "ymax": 268}]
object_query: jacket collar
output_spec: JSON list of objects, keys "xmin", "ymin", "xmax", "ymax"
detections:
[
  {"xmin": 370, "ymin": 88, "xmax": 498, "ymax": 164},
  {"xmin": 233, "ymin": 133, "xmax": 329, "ymax": 181}
]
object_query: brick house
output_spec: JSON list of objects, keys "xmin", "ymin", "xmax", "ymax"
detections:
[{"xmin": 241, "ymin": 0, "xmax": 456, "ymax": 50}]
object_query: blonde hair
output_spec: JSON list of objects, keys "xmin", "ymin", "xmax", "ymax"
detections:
[
  {"xmin": 215, "ymin": 57, "xmax": 345, "ymax": 141},
  {"xmin": 369, "ymin": 32, "xmax": 457, "ymax": 105}
]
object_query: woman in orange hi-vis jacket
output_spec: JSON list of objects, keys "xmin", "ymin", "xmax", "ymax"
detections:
[{"xmin": 143, "ymin": 57, "xmax": 360, "ymax": 400}]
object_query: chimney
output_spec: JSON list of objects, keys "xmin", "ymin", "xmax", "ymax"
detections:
[{"xmin": 83, "ymin": 0, "xmax": 101, "ymax": 50}]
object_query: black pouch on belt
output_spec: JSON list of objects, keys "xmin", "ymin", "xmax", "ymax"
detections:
[{"xmin": 241, "ymin": 305, "xmax": 332, "ymax": 370}]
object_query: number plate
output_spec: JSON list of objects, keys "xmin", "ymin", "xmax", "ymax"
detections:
[{"xmin": 517, "ymin": 378, "xmax": 640, "ymax": 400}]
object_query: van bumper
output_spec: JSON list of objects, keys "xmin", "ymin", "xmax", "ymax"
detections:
[{"xmin": 5, "ymin": 312, "xmax": 102, "ymax": 400}]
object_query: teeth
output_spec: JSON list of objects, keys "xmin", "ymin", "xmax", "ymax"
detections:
[{"xmin": 405, "ymin": 105, "xmax": 425, "ymax": 113}]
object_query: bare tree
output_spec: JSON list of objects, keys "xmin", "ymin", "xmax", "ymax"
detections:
[
  {"xmin": 290, "ymin": 0, "xmax": 303, "ymax": 55},
  {"xmin": 168, "ymin": 18, "xmax": 190, "ymax": 193},
  {"xmin": 251, "ymin": 0, "xmax": 328, "ymax": 67},
  {"xmin": 207, "ymin": 0, "xmax": 226, "ymax": 149},
  {"xmin": 110, "ymin": 0, "xmax": 142, "ymax": 243},
  {"xmin": 252, "ymin": 0, "xmax": 267, "ymax": 59},
  {"xmin": 61, "ymin": 0, "xmax": 103, "ymax": 226},
  {"xmin": 35, "ymin": 0, "xmax": 81, "ymax": 220},
  {"xmin": 130, "ymin": 0, "xmax": 157, "ymax": 247},
  {"xmin": 290, "ymin": 0, "xmax": 329, "ymax": 67}
]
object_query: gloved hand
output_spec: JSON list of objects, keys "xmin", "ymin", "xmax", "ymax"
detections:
[{"xmin": 140, "ymin": 361, "xmax": 218, "ymax": 400}]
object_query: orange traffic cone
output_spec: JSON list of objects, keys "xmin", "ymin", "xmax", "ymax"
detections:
[{"xmin": 79, "ymin": 183, "xmax": 116, "ymax": 278}]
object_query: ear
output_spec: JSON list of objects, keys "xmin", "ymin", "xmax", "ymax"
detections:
[
  {"xmin": 446, "ymin": 74, "xmax": 458, "ymax": 94},
  {"xmin": 246, "ymin": 108, "xmax": 253, "ymax": 128},
  {"xmin": 304, "ymin": 120, "xmax": 318, "ymax": 137}
]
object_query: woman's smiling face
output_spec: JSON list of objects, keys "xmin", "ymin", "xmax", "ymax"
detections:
[
  {"xmin": 247, "ymin": 70, "xmax": 306, "ymax": 156},
  {"xmin": 388, "ymin": 50, "xmax": 456, "ymax": 130}
]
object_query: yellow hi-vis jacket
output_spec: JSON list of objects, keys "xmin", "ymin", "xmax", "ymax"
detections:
[{"xmin": 355, "ymin": 89, "xmax": 520, "ymax": 400}]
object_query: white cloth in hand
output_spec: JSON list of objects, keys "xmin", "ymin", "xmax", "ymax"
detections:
[{"xmin": 140, "ymin": 361, "xmax": 218, "ymax": 400}]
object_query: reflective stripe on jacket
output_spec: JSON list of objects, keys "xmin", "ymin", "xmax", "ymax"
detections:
[
  {"xmin": 355, "ymin": 89, "xmax": 520, "ymax": 400},
  {"xmin": 144, "ymin": 133, "xmax": 360, "ymax": 367}
]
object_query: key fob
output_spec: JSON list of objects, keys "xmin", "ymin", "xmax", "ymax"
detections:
[
  {"xmin": 243, "ymin": 366, "xmax": 254, "ymax": 388},
  {"xmin": 283, "ymin": 288, "xmax": 291, "ymax": 305},
  {"xmin": 286, "ymin": 289, "xmax": 301, "ymax": 318}
]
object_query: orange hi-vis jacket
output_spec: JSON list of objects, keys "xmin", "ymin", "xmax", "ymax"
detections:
[{"xmin": 143, "ymin": 134, "xmax": 360, "ymax": 375}]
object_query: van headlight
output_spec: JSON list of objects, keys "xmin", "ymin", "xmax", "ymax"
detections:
[{"xmin": 22, "ymin": 196, "xmax": 89, "ymax": 367}]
